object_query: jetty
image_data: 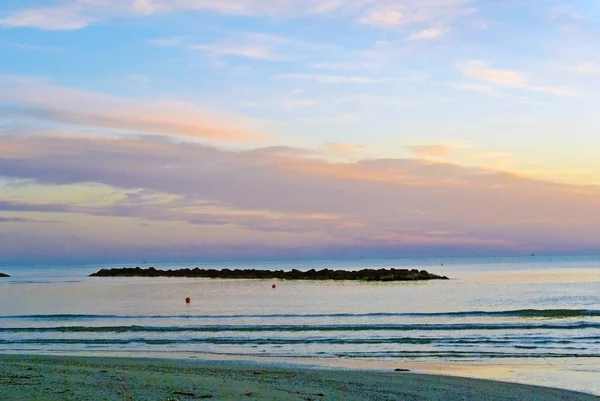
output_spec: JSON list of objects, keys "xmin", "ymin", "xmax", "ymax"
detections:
[{"xmin": 90, "ymin": 267, "xmax": 449, "ymax": 281}]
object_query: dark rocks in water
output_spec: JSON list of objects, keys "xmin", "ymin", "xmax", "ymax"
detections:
[
  {"xmin": 0, "ymin": 272, "xmax": 10, "ymax": 278},
  {"xmin": 89, "ymin": 267, "xmax": 449, "ymax": 281},
  {"xmin": 394, "ymin": 368, "xmax": 410, "ymax": 372}
]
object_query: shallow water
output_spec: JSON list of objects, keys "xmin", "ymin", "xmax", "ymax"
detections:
[{"xmin": 1, "ymin": 256, "xmax": 599, "ymax": 394}]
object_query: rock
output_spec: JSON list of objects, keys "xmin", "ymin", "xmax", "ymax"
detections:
[
  {"xmin": 0, "ymin": 273, "xmax": 10, "ymax": 278},
  {"xmin": 394, "ymin": 368, "xmax": 410, "ymax": 372},
  {"xmin": 89, "ymin": 267, "xmax": 449, "ymax": 281}
]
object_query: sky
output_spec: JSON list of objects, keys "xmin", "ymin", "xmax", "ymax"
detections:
[{"xmin": 1, "ymin": 0, "xmax": 600, "ymax": 264}]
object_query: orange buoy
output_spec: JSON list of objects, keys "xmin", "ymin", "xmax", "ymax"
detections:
[
  {"xmin": 272, "ymin": 284, "xmax": 276, "ymax": 289},
  {"xmin": 185, "ymin": 297, "xmax": 191, "ymax": 304}
]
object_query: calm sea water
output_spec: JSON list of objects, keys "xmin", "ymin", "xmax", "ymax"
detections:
[{"xmin": 1, "ymin": 256, "xmax": 599, "ymax": 394}]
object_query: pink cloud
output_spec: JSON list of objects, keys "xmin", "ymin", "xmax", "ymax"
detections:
[
  {"xmin": 2, "ymin": 132, "xmax": 600, "ymax": 259},
  {"xmin": 0, "ymin": 76, "xmax": 268, "ymax": 142}
]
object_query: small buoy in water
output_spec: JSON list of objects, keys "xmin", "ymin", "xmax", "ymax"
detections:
[
  {"xmin": 272, "ymin": 284, "xmax": 276, "ymax": 289},
  {"xmin": 185, "ymin": 297, "xmax": 191, "ymax": 304}
]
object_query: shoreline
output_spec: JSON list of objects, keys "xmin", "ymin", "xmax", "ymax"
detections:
[{"xmin": 0, "ymin": 354, "xmax": 598, "ymax": 400}]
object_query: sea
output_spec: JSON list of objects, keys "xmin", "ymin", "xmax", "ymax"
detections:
[{"xmin": 1, "ymin": 256, "xmax": 599, "ymax": 395}]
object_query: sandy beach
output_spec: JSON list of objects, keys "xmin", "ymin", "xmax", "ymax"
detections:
[{"xmin": 0, "ymin": 355, "xmax": 597, "ymax": 401}]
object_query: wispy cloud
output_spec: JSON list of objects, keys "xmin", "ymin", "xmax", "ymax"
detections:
[
  {"xmin": 148, "ymin": 36, "xmax": 186, "ymax": 47},
  {"xmin": 564, "ymin": 62, "xmax": 600, "ymax": 77},
  {"xmin": 360, "ymin": 10, "xmax": 404, "ymax": 28},
  {"xmin": 408, "ymin": 27, "xmax": 447, "ymax": 40},
  {"xmin": 406, "ymin": 142, "xmax": 470, "ymax": 158},
  {"xmin": 159, "ymin": 32, "xmax": 323, "ymax": 61},
  {"xmin": 9, "ymin": 43, "xmax": 63, "ymax": 52},
  {"xmin": 273, "ymin": 73, "xmax": 422, "ymax": 84},
  {"xmin": 192, "ymin": 43, "xmax": 279, "ymax": 60},
  {"xmin": 0, "ymin": 76, "xmax": 268, "ymax": 142},
  {"xmin": 547, "ymin": 6, "xmax": 586, "ymax": 23},
  {"xmin": 281, "ymin": 99, "xmax": 318, "ymax": 109},
  {"xmin": 310, "ymin": 62, "xmax": 381, "ymax": 71},
  {"xmin": 357, "ymin": 0, "xmax": 474, "ymax": 31},
  {"xmin": 453, "ymin": 83, "xmax": 531, "ymax": 102},
  {"xmin": 324, "ymin": 143, "xmax": 365, "ymax": 153},
  {"xmin": 0, "ymin": 216, "xmax": 57, "ymax": 224},
  {"xmin": 190, "ymin": 33, "xmax": 295, "ymax": 60},
  {"xmin": 459, "ymin": 60, "xmax": 524, "ymax": 86},
  {"xmin": 458, "ymin": 60, "xmax": 576, "ymax": 97},
  {"xmin": 1, "ymin": 192, "xmax": 352, "ymax": 235},
  {"xmin": 0, "ymin": 5, "xmax": 94, "ymax": 30},
  {"xmin": 1, "ymin": 0, "xmax": 475, "ymax": 32},
  {"xmin": 0, "ymin": 0, "xmax": 355, "ymax": 31}
]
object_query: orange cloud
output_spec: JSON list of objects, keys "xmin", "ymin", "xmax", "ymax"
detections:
[
  {"xmin": 407, "ymin": 144, "xmax": 456, "ymax": 157},
  {"xmin": 405, "ymin": 141, "xmax": 472, "ymax": 159}
]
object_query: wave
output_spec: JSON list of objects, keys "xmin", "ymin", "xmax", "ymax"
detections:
[
  {"xmin": 2, "ymin": 322, "xmax": 600, "ymax": 333},
  {"xmin": 0, "ymin": 336, "xmax": 593, "ymax": 347},
  {"xmin": 0, "ymin": 341, "xmax": 595, "ymax": 359},
  {"xmin": 1, "ymin": 309, "xmax": 599, "ymax": 321}
]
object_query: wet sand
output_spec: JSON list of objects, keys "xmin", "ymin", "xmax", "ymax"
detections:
[{"xmin": 0, "ymin": 355, "xmax": 597, "ymax": 400}]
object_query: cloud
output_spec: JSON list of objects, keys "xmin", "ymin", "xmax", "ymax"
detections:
[
  {"xmin": 3, "ymin": 132, "xmax": 600, "ymax": 259},
  {"xmin": 0, "ymin": 191, "xmax": 353, "ymax": 235},
  {"xmin": 190, "ymin": 32, "xmax": 297, "ymax": 60},
  {"xmin": 565, "ymin": 62, "xmax": 600, "ymax": 77},
  {"xmin": 0, "ymin": 200, "xmax": 70, "ymax": 213},
  {"xmin": 0, "ymin": 0, "xmax": 356, "ymax": 31},
  {"xmin": 0, "ymin": 216, "xmax": 59, "ymax": 224},
  {"xmin": 408, "ymin": 27, "xmax": 446, "ymax": 40},
  {"xmin": 192, "ymin": 43, "xmax": 278, "ymax": 60},
  {"xmin": 547, "ymin": 6, "xmax": 585, "ymax": 23},
  {"xmin": 0, "ymin": 76, "xmax": 268, "ymax": 142},
  {"xmin": 148, "ymin": 36, "xmax": 186, "ymax": 47},
  {"xmin": 166, "ymin": 32, "xmax": 325, "ymax": 62},
  {"xmin": 281, "ymin": 98, "xmax": 318, "ymax": 109},
  {"xmin": 360, "ymin": 10, "xmax": 404, "ymax": 27},
  {"xmin": 124, "ymin": 0, "xmax": 355, "ymax": 16},
  {"xmin": 310, "ymin": 62, "xmax": 381, "ymax": 71},
  {"xmin": 0, "ymin": 217, "xmax": 30, "ymax": 223},
  {"xmin": 273, "ymin": 73, "xmax": 422, "ymax": 84},
  {"xmin": 0, "ymin": 5, "xmax": 94, "ymax": 30},
  {"xmin": 1, "ymin": 0, "xmax": 475, "ymax": 32},
  {"xmin": 453, "ymin": 83, "xmax": 533, "ymax": 103},
  {"xmin": 459, "ymin": 60, "xmax": 524, "ymax": 86},
  {"xmin": 458, "ymin": 60, "xmax": 576, "ymax": 97},
  {"xmin": 9, "ymin": 43, "xmax": 63, "ymax": 52},
  {"xmin": 406, "ymin": 143, "xmax": 466, "ymax": 158},
  {"xmin": 246, "ymin": 146, "xmax": 317, "ymax": 157},
  {"xmin": 324, "ymin": 143, "xmax": 365, "ymax": 153},
  {"xmin": 358, "ymin": 0, "xmax": 474, "ymax": 31}
]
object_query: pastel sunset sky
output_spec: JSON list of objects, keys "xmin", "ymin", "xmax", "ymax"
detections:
[{"xmin": 1, "ymin": 0, "xmax": 600, "ymax": 264}]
